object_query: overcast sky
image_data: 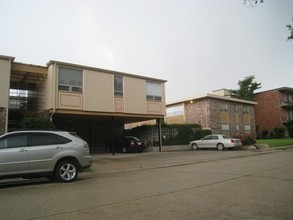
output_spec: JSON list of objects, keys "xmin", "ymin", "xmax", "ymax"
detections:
[{"xmin": 1, "ymin": 0, "xmax": 292, "ymax": 102}]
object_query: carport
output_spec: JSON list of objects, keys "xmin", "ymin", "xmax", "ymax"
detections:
[{"xmin": 52, "ymin": 113, "xmax": 163, "ymax": 153}]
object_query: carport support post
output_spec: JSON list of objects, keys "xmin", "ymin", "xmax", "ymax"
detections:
[
  {"xmin": 157, "ymin": 118, "xmax": 163, "ymax": 152},
  {"xmin": 112, "ymin": 116, "xmax": 115, "ymax": 156}
]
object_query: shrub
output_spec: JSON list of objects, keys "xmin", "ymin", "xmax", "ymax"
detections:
[
  {"xmin": 256, "ymin": 125, "xmax": 261, "ymax": 139},
  {"xmin": 286, "ymin": 119, "xmax": 293, "ymax": 138},
  {"xmin": 273, "ymin": 127, "xmax": 285, "ymax": 138},
  {"xmin": 261, "ymin": 130, "xmax": 269, "ymax": 139},
  {"xmin": 195, "ymin": 129, "xmax": 212, "ymax": 140},
  {"xmin": 131, "ymin": 123, "xmax": 211, "ymax": 146},
  {"xmin": 232, "ymin": 133, "xmax": 256, "ymax": 146},
  {"xmin": 20, "ymin": 116, "xmax": 54, "ymax": 129},
  {"xmin": 162, "ymin": 124, "xmax": 208, "ymax": 145}
]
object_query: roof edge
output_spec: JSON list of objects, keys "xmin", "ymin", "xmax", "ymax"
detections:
[
  {"xmin": 47, "ymin": 60, "xmax": 167, "ymax": 83},
  {"xmin": 254, "ymin": 87, "xmax": 293, "ymax": 94},
  {"xmin": 167, "ymin": 93, "xmax": 257, "ymax": 106},
  {"xmin": 0, "ymin": 55, "xmax": 15, "ymax": 61}
]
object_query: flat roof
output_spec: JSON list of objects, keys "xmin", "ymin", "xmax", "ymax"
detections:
[
  {"xmin": 0, "ymin": 55, "xmax": 15, "ymax": 61},
  {"xmin": 47, "ymin": 60, "xmax": 167, "ymax": 83},
  {"xmin": 254, "ymin": 87, "xmax": 293, "ymax": 94},
  {"xmin": 167, "ymin": 93, "xmax": 257, "ymax": 106}
]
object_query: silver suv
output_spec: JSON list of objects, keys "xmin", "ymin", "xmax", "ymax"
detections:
[{"xmin": 0, "ymin": 130, "xmax": 92, "ymax": 183}]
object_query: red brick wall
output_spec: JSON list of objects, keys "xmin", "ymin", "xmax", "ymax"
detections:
[
  {"xmin": 253, "ymin": 90, "xmax": 284, "ymax": 133},
  {"xmin": 185, "ymin": 99, "xmax": 210, "ymax": 128}
]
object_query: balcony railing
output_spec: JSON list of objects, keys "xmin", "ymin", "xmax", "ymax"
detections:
[
  {"xmin": 282, "ymin": 115, "xmax": 293, "ymax": 123},
  {"xmin": 280, "ymin": 100, "xmax": 293, "ymax": 108}
]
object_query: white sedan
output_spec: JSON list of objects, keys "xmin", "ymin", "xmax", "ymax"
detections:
[{"xmin": 189, "ymin": 134, "xmax": 242, "ymax": 151}]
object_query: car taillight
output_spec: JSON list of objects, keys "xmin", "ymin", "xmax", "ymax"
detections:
[
  {"xmin": 130, "ymin": 141, "xmax": 135, "ymax": 147},
  {"xmin": 230, "ymin": 139, "xmax": 235, "ymax": 143}
]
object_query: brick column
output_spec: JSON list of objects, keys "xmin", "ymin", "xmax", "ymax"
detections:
[{"xmin": 0, "ymin": 107, "xmax": 6, "ymax": 135}]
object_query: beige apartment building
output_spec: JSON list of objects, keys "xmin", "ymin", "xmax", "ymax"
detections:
[
  {"xmin": 0, "ymin": 55, "xmax": 166, "ymax": 152},
  {"xmin": 166, "ymin": 89, "xmax": 257, "ymax": 136}
]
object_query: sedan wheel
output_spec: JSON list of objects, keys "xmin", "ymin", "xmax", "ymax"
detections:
[
  {"xmin": 55, "ymin": 160, "xmax": 78, "ymax": 183},
  {"xmin": 191, "ymin": 143, "xmax": 198, "ymax": 150},
  {"xmin": 217, "ymin": 143, "xmax": 225, "ymax": 151}
]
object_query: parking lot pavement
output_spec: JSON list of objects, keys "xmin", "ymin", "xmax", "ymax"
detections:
[
  {"xmin": 1, "ymin": 147, "xmax": 292, "ymax": 220},
  {"xmin": 87, "ymin": 146, "xmax": 280, "ymax": 176}
]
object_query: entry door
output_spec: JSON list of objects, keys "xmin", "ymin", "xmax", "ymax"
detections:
[{"xmin": 0, "ymin": 134, "xmax": 29, "ymax": 176}]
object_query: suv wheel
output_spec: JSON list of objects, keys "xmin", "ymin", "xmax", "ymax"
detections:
[{"xmin": 55, "ymin": 160, "xmax": 79, "ymax": 183}]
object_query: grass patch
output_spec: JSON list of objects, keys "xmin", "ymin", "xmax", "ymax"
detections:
[{"xmin": 257, "ymin": 138, "xmax": 293, "ymax": 147}]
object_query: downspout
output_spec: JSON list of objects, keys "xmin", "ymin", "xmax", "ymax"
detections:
[
  {"xmin": 5, "ymin": 58, "xmax": 14, "ymax": 133},
  {"xmin": 4, "ymin": 57, "xmax": 15, "ymax": 133},
  {"xmin": 205, "ymin": 99, "xmax": 208, "ymax": 128},
  {"xmin": 49, "ymin": 108, "xmax": 55, "ymax": 122},
  {"xmin": 49, "ymin": 63, "xmax": 57, "ymax": 122}
]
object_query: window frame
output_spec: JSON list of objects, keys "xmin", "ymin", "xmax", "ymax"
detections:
[
  {"xmin": 114, "ymin": 75, "xmax": 123, "ymax": 97},
  {"xmin": 0, "ymin": 134, "xmax": 28, "ymax": 149},
  {"xmin": 221, "ymin": 123, "xmax": 230, "ymax": 131},
  {"xmin": 244, "ymin": 125, "xmax": 251, "ymax": 131},
  {"xmin": 146, "ymin": 81, "xmax": 162, "ymax": 101},
  {"xmin": 166, "ymin": 104, "xmax": 184, "ymax": 117},
  {"xmin": 58, "ymin": 66, "xmax": 83, "ymax": 93},
  {"xmin": 220, "ymin": 102, "xmax": 228, "ymax": 112},
  {"xmin": 30, "ymin": 133, "xmax": 71, "ymax": 146}
]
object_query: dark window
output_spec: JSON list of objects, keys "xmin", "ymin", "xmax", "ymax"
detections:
[
  {"xmin": 203, "ymin": 136, "xmax": 212, "ymax": 140},
  {"xmin": 114, "ymin": 76, "xmax": 123, "ymax": 97},
  {"xmin": 51, "ymin": 134, "xmax": 71, "ymax": 144},
  {"xmin": 31, "ymin": 134, "xmax": 52, "ymax": 146},
  {"xmin": 30, "ymin": 133, "xmax": 71, "ymax": 146},
  {"xmin": 0, "ymin": 134, "xmax": 28, "ymax": 149}
]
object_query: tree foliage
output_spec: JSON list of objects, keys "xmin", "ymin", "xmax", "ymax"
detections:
[
  {"xmin": 243, "ymin": 0, "xmax": 293, "ymax": 41},
  {"xmin": 243, "ymin": 0, "xmax": 263, "ymax": 7},
  {"xmin": 287, "ymin": 24, "xmax": 293, "ymax": 41},
  {"xmin": 230, "ymin": 75, "xmax": 261, "ymax": 100}
]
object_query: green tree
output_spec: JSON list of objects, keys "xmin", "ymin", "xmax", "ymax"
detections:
[{"xmin": 231, "ymin": 75, "xmax": 261, "ymax": 100}]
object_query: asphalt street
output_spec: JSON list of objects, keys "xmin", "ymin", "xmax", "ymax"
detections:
[{"xmin": 1, "ymin": 148, "xmax": 293, "ymax": 220}]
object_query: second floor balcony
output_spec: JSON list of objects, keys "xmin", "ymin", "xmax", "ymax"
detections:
[{"xmin": 280, "ymin": 100, "xmax": 293, "ymax": 108}]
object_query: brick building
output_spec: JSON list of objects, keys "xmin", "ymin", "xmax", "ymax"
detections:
[
  {"xmin": 166, "ymin": 89, "xmax": 257, "ymax": 136},
  {"xmin": 253, "ymin": 87, "xmax": 293, "ymax": 136}
]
